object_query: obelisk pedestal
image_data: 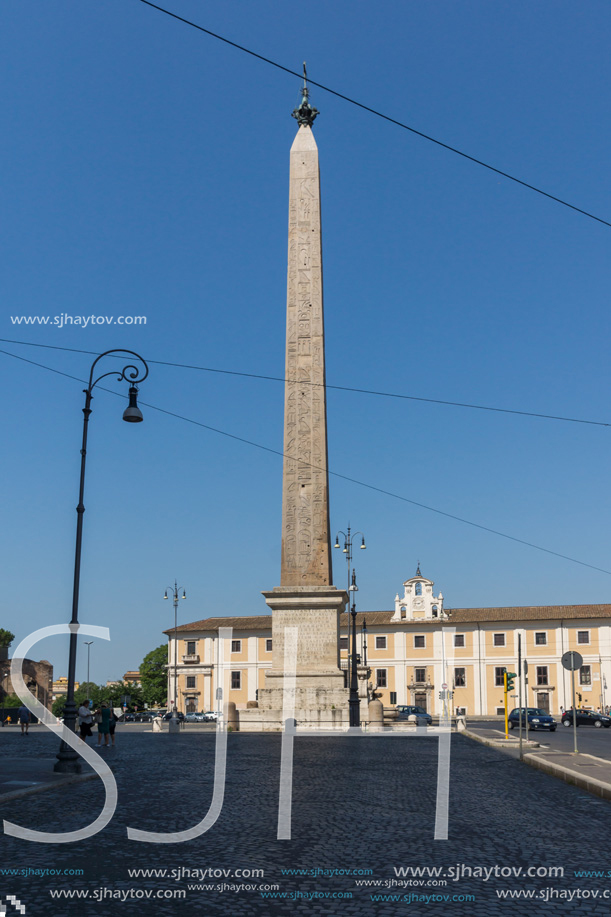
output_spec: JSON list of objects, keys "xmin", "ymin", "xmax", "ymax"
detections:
[{"xmin": 255, "ymin": 82, "xmax": 350, "ymax": 729}]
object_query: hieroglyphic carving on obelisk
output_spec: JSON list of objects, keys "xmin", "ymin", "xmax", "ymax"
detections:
[{"xmin": 280, "ymin": 79, "xmax": 332, "ymax": 588}]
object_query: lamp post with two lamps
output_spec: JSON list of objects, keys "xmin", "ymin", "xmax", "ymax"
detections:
[
  {"xmin": 164, "ymin": 582, "xmax": 186, "ymax": 732},
  {"xmin": 84, "ymin": 641, "xmax": 94, "ymax": 703},
  {"xmin": 334, "ymin": 526, "xmax": 366, "ymax": 689},
  {"xmin": 54, "ymin": 349, "xmax": 148, "ymax": 774},
  {"xmin": 348, "ymin": 569, "xmax": 361, "ymax": 727}
]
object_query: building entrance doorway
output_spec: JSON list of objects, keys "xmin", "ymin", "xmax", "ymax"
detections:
[
  {"xmin": 415, "ymin": 692, "xmax": 428, "ymax": 711},
  {"xmin": 537, "ymin": 692, "xmax": 549, "ymax": 713}
]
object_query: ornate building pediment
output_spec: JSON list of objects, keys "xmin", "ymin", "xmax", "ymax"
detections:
[{"xmin": 391, "ymin": 565, "xmax": 445, "ymax": 622}]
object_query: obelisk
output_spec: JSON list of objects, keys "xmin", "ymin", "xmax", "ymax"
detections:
[{"xmin": 260, "ymin": 73, "xmax": 349, "ymax": 725}]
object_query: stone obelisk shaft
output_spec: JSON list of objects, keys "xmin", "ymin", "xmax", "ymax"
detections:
[{"xmin": 280, "ymin": 124, "xmax": 332, "ymax": 587}]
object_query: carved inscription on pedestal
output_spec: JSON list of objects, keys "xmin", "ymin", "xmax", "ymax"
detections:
[{"xmin": 281, "ymin": 125, "xmax": 332, "ymax": 587}]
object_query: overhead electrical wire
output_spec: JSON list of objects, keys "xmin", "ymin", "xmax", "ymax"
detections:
[
  {"xmin": 1, "ymin": 345, "xmax": 609, "ymax": 577},
  {"xmin": 136, "ymin": 0, "xmax": 611, "ymax": 230},
  {"xmin": 1, "ymin": 338, "xmax": 608, "ymax": 428}
]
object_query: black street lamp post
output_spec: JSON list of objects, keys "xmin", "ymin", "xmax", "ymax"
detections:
[
  {"xmin": 362, "ymin": 618, "xmax": 368, "ymax": 669},
  {"xmin": 164, "ymin": 581, "xmax": 186, "ymax": 731},
  {"xmin": 334, "ymin": 526, "xmax": 366, "ymax": 686},
  {"xmin": 349, "ymin": 569, "xmax": 360, "ymax": 727},
  {"xmin": 54, "ymin": 350, "xmax": 148, "ymax": 774},
  {"xmin": 84, "ymin": 640, "xmax": 94, "ymax": 703}
]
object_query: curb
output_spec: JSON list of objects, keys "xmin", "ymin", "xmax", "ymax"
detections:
[
  {"xmin": 461, "ymin": 728, "xmax": 541, "ymax": 750},
  {"xmin": 523, "ymin": 752, "xmax": 611, "ymax": 801}
]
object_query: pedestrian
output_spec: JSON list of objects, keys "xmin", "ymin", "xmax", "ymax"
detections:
[
  {"xmin": 108, "ymin": 708, "xmax": 118, "ymax": 746},
  {"xmin": 78, "ymin": 701, "xmax": 94, "ymax": 741},
  {"xmin": 18, "ymin": 704, "xmax": 31, "ymax": 735},
  {"xmin": 96, "ymin": 702, "xmax": 111, "ymax": 747}
]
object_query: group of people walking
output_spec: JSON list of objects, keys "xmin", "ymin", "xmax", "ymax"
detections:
[{"xmin": 77, "ymin": 701, "xmax": 118, "ymax": 746}]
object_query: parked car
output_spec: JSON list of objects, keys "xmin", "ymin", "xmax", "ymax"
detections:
[
  {"xmin": 508, "ymin": 708, "xmax": 556, "ymax": 731},
  {"xmin": 185, "ymin": 712, "xmax": 206, "ymax": 722},
  {"xmin": 203, "ymin": 711, "xmax": 218, "ymax": 722},
  {"xmin": 163, "ymin": 711, "xmax": 185, "ymax": 722},
  {"xmin": 562, "ymin": 709, "xmax": 611, "ymax": 728},
  {"xmin": 396, "ymin": 705, "xmax": 432, "ymax": 726}
]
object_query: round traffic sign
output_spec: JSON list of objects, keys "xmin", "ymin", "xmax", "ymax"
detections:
[
  {"xmin": 561, "ymin": 651, "xmax": 583, "ymax": 671},
  {"xmin": 441, "ymin": 683, "xmax": 448, "ymax": 689}
]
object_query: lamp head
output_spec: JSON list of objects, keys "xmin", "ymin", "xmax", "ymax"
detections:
[
  {"xmin": 122, "ymin": 385, "xmax": 144, "ymax": 423},
  {"xmin": 360, "ymin": 536, "xmax": 366, "ymax": 549},
  {"xmin": 334, "ymin": 536, "xmax": 340, "ymax": 549},
  {"xmin": 164, "ymin": 591, "xmax": 168, "ymax": 600},
  {"xmin": 182, "ymin": 591, "xmax": 186, "ymax": 600}
]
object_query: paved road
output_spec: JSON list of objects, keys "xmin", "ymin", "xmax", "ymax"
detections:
[
  {"xmin": 473, "ymin": 719, "xmax": 611, "ymax": 760},
  {"xmin": 1, "ymin": 729, "xmax": 611, "ymax": 916}
]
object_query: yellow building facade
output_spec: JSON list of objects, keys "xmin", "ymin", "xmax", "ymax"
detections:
[{"xmin": 164, "ymin": 570, "xmax": 611, "ymax": 718}]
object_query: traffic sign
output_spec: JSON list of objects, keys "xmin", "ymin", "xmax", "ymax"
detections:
[
  {"xmin": 442, "ymin": 683, "xmax": 448, "ymax": 690},
  {"xmin": 561, "ymin": 651, "xmax": 583, "ymax": 671}
]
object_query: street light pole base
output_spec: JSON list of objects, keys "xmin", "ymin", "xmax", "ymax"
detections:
[
  {"xmin": 168, "ymin": 715, "xmax": 181, "ymax": 734},
  {"xmin": 54, "ymin": 750, "xmax": 83, "ymax": 774}
]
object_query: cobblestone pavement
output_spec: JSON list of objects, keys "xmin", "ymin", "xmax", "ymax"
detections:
[{"xmin": 0, "ymin": 730, "xmax": 610, "ymax": 916}]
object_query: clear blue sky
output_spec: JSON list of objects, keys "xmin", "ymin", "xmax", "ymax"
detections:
[{"xmin": 1, "ymin": 1, "xmax": 610, "ymax": 686}]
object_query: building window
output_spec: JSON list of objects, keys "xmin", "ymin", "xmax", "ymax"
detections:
[
  {"xmin": 375, "ymin": 636, "xmax": 387, "ymax": 650},
  {"xmin": 577, "ymin": 631, "xmax": 590, "ymax": 645},
  {"xmin": 495, "ymin": 667, "xmax": 505, "ymax": 687},
  {"xmin": 390, "ymin": 692, "xmax": 397, "ymax": 705},
  {"xmin": 400, "ymin": 606, "xmax": 406, "ymax": 615},
  {"xmin": 231, "ymin": 671, "xmax": 241, "ymax": 690},
  {"xmin": 454, "ymin": 668, "xmax": 466, "ymax": 687},
  {"xmin": 493, "ymin": 633, "xmax": 505, "ymax": 647},
  {"xmin": 339, "ymin": 636, "xmax": 348, "ymax": 650},
  {"xmin": 414, "ymin": 635, "xmax": 425, "ymax": 648},
  {"xmin": 454, "ymin": 634, "xmax": 465, "ymax": 648},
  {"xmin": 432, "ymin": 605, "xmax": 438, "ymax": 617},
  {"xmin": 415, "ymin": 583, "xmax": 422, "ymax": 596},
  {"xmin": 580, "ymin": 665, "xmax": 591, "ymax": 686},
  {"xmin": 186, "ymin": 676, "xmax": 196, "ymax": 689},
  {"xmin": 231, "ymin": 640, "xmax": 242, "ymax": 653},
  {"xmin": 415, "ymin": 667, "xmax": 426, "ymax": 684},
  {"xmin": 535, "ymin": 632, "xmax": 547, "ymax": 645},
  {"xmin": 536, "ymin": 666, "xmax": 548, "ymax": 686},
  {"xmin": 186, "ymin": 641, "xmax": 196, "ymax": 655},
  {"xmin": 266, "ymin": 639, "xmax": 273, "ymax": 652},
  {"xmin": 376, "ymin": 669, "xmax": 387, "ymax": 688}
]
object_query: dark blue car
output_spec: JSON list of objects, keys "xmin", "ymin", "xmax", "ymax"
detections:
[{"xmin": 508, "ymin": 707, "xmax": 556, "ymax": 731}]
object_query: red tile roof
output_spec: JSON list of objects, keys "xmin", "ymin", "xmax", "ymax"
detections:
[{"xmin": 164, "ymin": 604, "xmax": 611, "ymax": 634}]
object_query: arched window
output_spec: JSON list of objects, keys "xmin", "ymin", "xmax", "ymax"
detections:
[
  {"xmin": 415, "ymin": 582, "xmax": 422, "ymax": 596},
  {"xmin": 400, "ymin": 606, "xmax": 406, "ymax": 616},
  {"xmin": 432, "ymin": 605, "xmax": 438, "ymax": 617}
]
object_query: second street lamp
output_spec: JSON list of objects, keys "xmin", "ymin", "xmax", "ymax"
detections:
[
  {"xmin": 164, "ymin": 581, "xmax": 186, "ymax": 733},
  {"xmin": 334, "ymin": 526, "xmax": 366, "ymax": 689},
  {"xmin": 349, "ymin": 569, "xmax": 360, "ymax": 727},
  {"xmin": 84, "ymin": 641, "xmax": 94, "ymax": 703}
]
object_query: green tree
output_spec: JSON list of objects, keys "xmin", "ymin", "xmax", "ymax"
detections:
[
  {"xmin": 0, "ymin": 629, "xmax": 15, "ymax": 647},
  {"xmin": 52, "ymin": 696, "xmax": 66, "ymax": 718},
  {"xmin": 2, "ymin": 693, "xmax": 21, "ymax": 708},
  {"xmin": 139, "ymin": 645, "xmax": 167, "ymax": 707},
  {"xmin": 101, "ymin": 680, "xmax": 145, "ymax": 711}
]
